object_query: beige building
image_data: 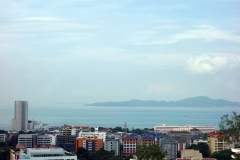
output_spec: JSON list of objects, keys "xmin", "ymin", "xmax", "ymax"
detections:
[
  {"xmin": 207, "ymin": 131, "xmax": 229, "ymax": 154},
  {"xmin": 12, "ymin": 101, "xmax": 28, "ymax": 131},
  {"xmin": 181, "ymin": 149, "xmax": 202, "ymax": 159}
]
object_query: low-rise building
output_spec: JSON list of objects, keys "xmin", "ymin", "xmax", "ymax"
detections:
[
  {"xmin": 154, "ymin": 124, "xmax": 215, "ymax": 133},
  {"xmin": 10, "ymin": 148, "xmax": 77, "ymax": 160},
  {"xmin": 181, "ymin": 149, "xmax": 202, "ymax": 159},
  {"xmin": 62, "ymin": 125, "xmax": 90, "ymax": 136}
]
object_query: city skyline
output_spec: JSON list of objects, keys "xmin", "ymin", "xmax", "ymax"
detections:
[{"xmin": 0, "ymin": 0, "xmax": 240, "ymax": 107}]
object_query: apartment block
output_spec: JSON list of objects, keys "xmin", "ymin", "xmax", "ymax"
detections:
[
  {"xmin": 122, "ymin": 135, "xmax": 138, "ymax": 157},
  {"xmin": 104, "ymin": 139, "xmax": 120, "ymax": 156},
  {"xmin": 76, "ymin": 137, "xmax": 103, "ymax": 152},
  {"xmin": 0, "ymin": 134, "xmax": 6, "ymax": 142},
  {"xmin": 207, "ymin": 131, "xmax": 229, "ymax": 154},
  {"xmin": 159, "ymin": 135, "xmax": 178, "ymax": 160},
  {"xmin": 56, "ymin": 135, "xmax": 76, "ymax": 153},
  {"xmin": 18, "ymin": 134, "xmax": 38, "ymax": 148}
]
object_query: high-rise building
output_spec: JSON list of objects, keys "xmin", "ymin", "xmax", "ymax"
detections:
[{"xmin": 12, "ymin": 101, "xmax": 28, "ymax": 131}]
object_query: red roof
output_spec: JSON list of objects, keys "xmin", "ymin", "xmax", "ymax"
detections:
[{"xmin": 208, "ymin": 131, "xmax": 224, "ymax": 139}]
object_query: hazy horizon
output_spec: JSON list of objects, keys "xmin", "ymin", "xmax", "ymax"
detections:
[{"xmin": 1, "ymin": 0, "xmax": 240, "ymax": 107}]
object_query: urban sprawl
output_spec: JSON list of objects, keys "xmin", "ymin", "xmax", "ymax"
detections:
[{"xmin": 0, "ymin": 101, "xmax": 238, "ymax": 160}]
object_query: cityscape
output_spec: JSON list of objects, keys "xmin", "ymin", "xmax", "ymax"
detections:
[
  {"xmin": 0, "ymin": 100, "xmax": 239, "ymax": 160},
  {"xmin": 1, "ymin": 0, "xmax": 240, "ymax": 160}
]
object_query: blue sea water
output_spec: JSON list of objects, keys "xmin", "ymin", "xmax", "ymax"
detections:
[{"xmin": 1, "ymin": 106, "xmax": 239, "ymax": 130}]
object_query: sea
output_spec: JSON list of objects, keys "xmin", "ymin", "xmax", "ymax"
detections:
[{"xmin": 1, "ymin": 105, "xmax": 240, "ymax": 131}]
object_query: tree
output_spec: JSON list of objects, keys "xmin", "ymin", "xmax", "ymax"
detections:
[
  {"xmin": 110, "ymin": 126, "xmax": 123, "ymax": 133},
  {"xmin": 186, "ymin": 143, "xmax": 210, "ymax": 158},
  {"xmin": 219, "ymin": 111, "xmax": 240, "ymax": 144},
  {"xmin": 89, "ymin": 148, "xmax": 120, "ymax": 160},
  {"xmin": 210, "ymin": 149, "xmax": 233, "ymax": 160},
  {"xmin": 136, "ymin": 144, "xmax": 165, "ymax": 160},
  {"xmin": 77, "ymin": 147, "xmax": 88, "ymax": 159}
]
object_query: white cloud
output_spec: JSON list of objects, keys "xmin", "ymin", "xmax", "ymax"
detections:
[
  {"xmin": 187, "ymin": 54, "xmax": 240, "ymax": 74},
  {"xmin": 134, "ymin": 25, "xmax": 240, "ymax": 45}
]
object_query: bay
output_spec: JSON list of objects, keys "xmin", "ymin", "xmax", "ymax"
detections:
[{"xmin": 1, "ymin": 106, "xmax": 239, "ymax": 130}]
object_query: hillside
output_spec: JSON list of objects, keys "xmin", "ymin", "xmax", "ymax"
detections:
[{"xmin": 84, "ymin": 96, "xmax": 240, "ymax": 107}]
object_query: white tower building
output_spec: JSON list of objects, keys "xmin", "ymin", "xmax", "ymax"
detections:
[{"xmin": 12, "ymin": 101, "xmax": 28, "ymax": 131}]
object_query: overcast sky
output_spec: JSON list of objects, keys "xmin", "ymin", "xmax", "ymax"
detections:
[{"xmin": 0, "ymin": 0, "xmax": 240, "ymax": 107}]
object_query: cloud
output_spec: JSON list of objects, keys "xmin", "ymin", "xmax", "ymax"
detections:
[
  {"xmin": 134, "ymin": 25, "xmax": 240, "ymax": 45},
  {"xmin": 147, "ymin": 84, "xmax": 174, "ymax": 94},
  {"xmin": 187, "ymin": 54, "xmax": 240, "ymax": 74}
]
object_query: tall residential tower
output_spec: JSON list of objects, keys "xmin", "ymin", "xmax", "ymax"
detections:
[{"xmin": 12, "ymin": 101, "xmax": 28, "ymax": 131}]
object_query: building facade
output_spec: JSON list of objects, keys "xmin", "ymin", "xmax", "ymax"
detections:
[
  {"xmin": 154, "ymin": 124, "xmax": 215, "ymax": 133},
  {"xmin": 159, "ymin": 135, "xmax": 178, "ymax": 160},
  {"xmin": 18, "ymin": 134, "xmax": 38, "ymax": 148},
  {"xmin": 122, "ymin": 135, "xmax": 138, "ymax": 157},
  {"xmin": 12, "ymin": 101, "xmax": 28, "ymax": 131},
  {"xmin": 76, "ymin": 137, "xmax": 103, "ymax": 152},
  {"xmin": 208, "ymin": 131, "xmax": 229, "ymax": 154},
  {"xmin": 104, "ymin": 139, "xmax": 120, "ymax": 156},
  {"xmin": 10, "ymin": 148, "xmax": 77, "ymax": 160},
  {"xmin": 0, "ymin": 134, "xmax": 6, "ymax": 142}
]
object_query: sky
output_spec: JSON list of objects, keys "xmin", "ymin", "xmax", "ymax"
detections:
[{"xmin": 0, "ymin": 0, "xmax": 240, "ymax": 107}]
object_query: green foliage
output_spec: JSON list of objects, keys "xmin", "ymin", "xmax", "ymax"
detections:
[
  {"xmin": 90, "ymin": 148, "xmax": 120, "ymax": 160},
  {"xmin": 110, "ymin": 126, "xmax": 123, "ymax": 133},
  {"xmin": 203, "ymin": 133, "xmax": 208, "ymax": 140},
  {"xmin": 6, "ymin": 134, "xmax": 18, "ymax": 146},
  {"xmin": 186, "ymin": 143, "xmax": 210, "ymax": 158},
  {"xmin": 77, "ymin": 147, "xmax": 121, "ymax": 160},
  {"xmin": 136, "ymin": 144, "xmax": 165, "ymax": 160},
  {"xmin": 210, "ymin": 149, "xmax": 233, "ymax": 160},
  {"xmin": 0, "ymin": 150, "xmax": 10, "ymax": 160},
  {"xmin": 77, "ymin": 147, "xmax": 88, "ymax": 158},
  {"xmin": 219, "ymin": 111, "xmax": 240, "ymax": 144},
  {"xmin": 0, "ymin": 130, "xmax": 7, "ymax": 134}
]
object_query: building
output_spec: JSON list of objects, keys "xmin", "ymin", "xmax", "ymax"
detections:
[
  {"xmin": 78, "ymin": 131, "xmax": 107, "ymax": 142},
  {"xmin": 18, "ymin": 134, "xmax": 38, "ymax": 148},
  {"xmin": 122, "ymin": 135, "xmax": 138, "ymax": 157},
  {"xmin": 56, "ymin": 135, "xmax": 76, "ymax": 153},
  {"xmin": 10, "ymin": 148, "xmax": 77, "ymax": 160},
  {"xmin": 181, "ymin": 149, "xmax": 202, "ymax": 159},
  {"xmin": 76, "ymin": 137, "xmax": 103, "ymax": 152},
  {"xmin": 12, "ymin": 101, "xmax": 28, "ymax": 131},
  {"xmin": 62, "ymin": 125, "xmax": 90, "ymax": 136},
  {"xmin": 36, "ymin": 134, "xmax": 56, "ymax": 146},
  {"xmin": 159, "ymin": 135, "xmax": 178, "ymax": 159},
  {"xmin": 154, "ymin": 124, "xmax": 215, "ymax": 133},
  {"xmin": 104, "ymin": 139, "xmax": 120, "ymax": 156},
  {"xmin": 207, "ymin": 131, "xmax": 229, "ymax": 154},
  {"xmin": 141, "ymin": 136, "xmax": 155, "ymax": 145},
  {"xmin": 142, "ymin": 132, "xmax": 163, "ymax": 146},
  {"xmin": 0, "ymin": 133, "xmax": 6, "ymax": 142}
]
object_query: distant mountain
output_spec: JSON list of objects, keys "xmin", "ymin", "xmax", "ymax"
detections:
[{"xmin": 84, "ymin": 96, "xmax": 240, "ymax": 107}]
